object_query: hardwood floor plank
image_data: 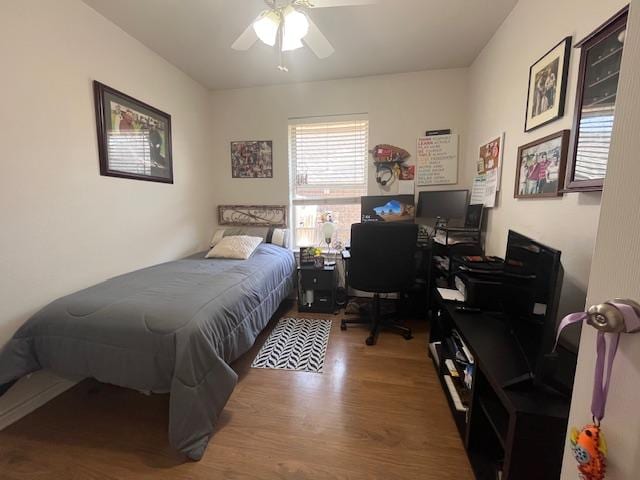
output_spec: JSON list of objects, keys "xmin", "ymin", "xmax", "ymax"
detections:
[{"xmin": 0, "ymin": 301, "xmax": 473, "ymax": 479}]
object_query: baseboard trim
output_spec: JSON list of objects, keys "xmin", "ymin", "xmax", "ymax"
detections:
[{"xmin": 0, "ymin": 372, "xmax": 80, "ymax": 430}]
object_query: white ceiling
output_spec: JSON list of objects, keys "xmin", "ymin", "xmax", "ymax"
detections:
[{"xmin": 82, "ymin": 0, "xmax": 517, "ymax": 90}]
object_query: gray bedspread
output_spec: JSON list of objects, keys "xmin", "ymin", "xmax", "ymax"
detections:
[{"xmin": 0, "ymin": 243, "xmax": 295, "ymax": 460}]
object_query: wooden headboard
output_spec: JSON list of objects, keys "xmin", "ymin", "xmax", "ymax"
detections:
[{"xmin": 217, "ymin": 205, "xmax": 288, "ymax": 228}]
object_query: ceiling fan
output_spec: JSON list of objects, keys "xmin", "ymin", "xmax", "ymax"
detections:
[{"xmin": 231, "ymin": 0, "xmax": 376, "ymax": 71}]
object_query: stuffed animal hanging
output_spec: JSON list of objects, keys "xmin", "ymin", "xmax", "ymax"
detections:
[
  {"xmin": 556, "ymin": 300, "xmax": 640, "ymax": 480},
  {"xmin": 569, "ymin": 424, "xmax": 608, "ymax": 480}
]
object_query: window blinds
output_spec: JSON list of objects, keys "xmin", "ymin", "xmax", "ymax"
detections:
[
  {"xmin": 574, "ymin": 106, "xmax": 614, "ymax": 181},
  {"xmin": 107, "ymin": 131, "xmax": 152, "ymax": 175},
  {"xmin": 290, "ymin": 119, "xmax": 368, "ymax": 202}
]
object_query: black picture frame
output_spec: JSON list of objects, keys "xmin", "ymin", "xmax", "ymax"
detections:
[
  {"xmin": 524, "ymin": 37, "xmax": 572, "ymax": 132},
  {"xmin": 94, "ymin": 81, "xmax": 173, "ymax": 184}
]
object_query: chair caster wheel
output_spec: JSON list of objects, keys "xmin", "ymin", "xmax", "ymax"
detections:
[
  {"xmin": 365, "ymin": 336, "xmax": 376, "ymax": 346},
  {"xmin": 403, "ymin": 333, "xmax": 413, "ymax": 341},
  {"xmin": 340, "ymin": 322, "xmax": 347, "ymax": 331}
]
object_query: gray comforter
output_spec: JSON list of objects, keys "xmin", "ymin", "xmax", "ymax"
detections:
[{"xmin": 0, "ymin": 244, "xmax": 296, "ymax": 460}]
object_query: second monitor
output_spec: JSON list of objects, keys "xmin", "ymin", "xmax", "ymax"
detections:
[{"xmin": 416, "ymin": 189, "xmax": 469, "ymax": 226}]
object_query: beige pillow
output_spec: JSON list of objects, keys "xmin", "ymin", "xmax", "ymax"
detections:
[
  {"xmin": 205, "ymin": 235, "xmax": 263, "ymax": 260},
  {"xmin": 209, "ymin": 227, "xmax": 289, "ymax": 248}
]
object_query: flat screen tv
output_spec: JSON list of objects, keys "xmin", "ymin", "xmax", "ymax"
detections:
[
  {"xmin": 501, "ymin": 230, "xmax": 571, "ymax": 392},
  {"xmin": 361, "ymin": 195, "xmax": 415, "ymax": 223},
  {"xmin": 416, "ymin": 189, "xmax": 469, "ymax": 226}
]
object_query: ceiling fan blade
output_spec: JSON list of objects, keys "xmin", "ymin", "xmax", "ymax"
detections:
[
  {"xmin": 303, "ymin": 16, "xmax": 335, "ymax": 59},
  {"xmin": 231, "ymin": 18, "xmax": 260, "ymax": 51},
  {"xmin": 305, "ymin": 0, "xmax": 376, "ymax": 8}
]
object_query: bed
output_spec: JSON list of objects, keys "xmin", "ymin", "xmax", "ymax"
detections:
[{"xmin": 0, "ymin": 240, "xmax": 296, "ymax": 460}]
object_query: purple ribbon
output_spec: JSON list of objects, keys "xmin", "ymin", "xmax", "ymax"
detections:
[{"xmin": 555, "ymin": 303, "xmax": 637, "ymax": 422}]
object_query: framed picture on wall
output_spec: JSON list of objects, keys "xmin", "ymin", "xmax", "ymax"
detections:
[
  {"xmin": 514, "ymin": 130, "xmax": 570, "ymax": 198},
  {"xmin": 93, "ymin": 81, "xmax": 173, "ymax": 183},
  {"xmin": 231, "ymin": 140, "xmax": 273, "ymax": 178},
  {"xmin": 524, "ymin": 37, "xmax": 572, "ymax": 132}
]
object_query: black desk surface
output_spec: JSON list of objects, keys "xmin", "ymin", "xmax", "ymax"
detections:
[{"xmin": 443, "ymin": 302, "xmax": 570, "ymax": 419}]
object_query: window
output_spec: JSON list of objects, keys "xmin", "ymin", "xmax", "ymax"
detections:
[{"xmin": 289, "ymin": 116, "xmax": 369, "ymax": 248}]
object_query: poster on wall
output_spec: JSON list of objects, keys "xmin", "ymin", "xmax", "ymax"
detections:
[
  {"xmin": 416, "ymin": 134, "xmax": 458, "ymax": 186},
  {"xmin": 93, "ymin": 81, "xmax": 173, "ymax": 184},
  {"xmin": 231, "ymin": 140, "xmax": 273, "ymax": 178},
  {"xmin": 471, "ymin": 133, "xmax": 505, "ymax": 208}
]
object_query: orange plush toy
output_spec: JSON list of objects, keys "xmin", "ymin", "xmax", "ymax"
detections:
[{"xmin": 570, "ymin": 423, "xmax": 608, "ymax": 480}]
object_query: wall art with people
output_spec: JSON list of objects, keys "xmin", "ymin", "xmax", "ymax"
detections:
[
  {"xmin": 525, "ymin": 37, "xmax": 571, "ymax": 132},
  {"xmin": 515, "ymin": 130, "xmax": 570, "ymax": 198}
]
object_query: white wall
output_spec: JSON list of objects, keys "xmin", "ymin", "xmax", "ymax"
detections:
[
  {"xmin": 465, "ymin": 0, "xmax": 627, "ymax": 319},
  {"xmin": 0, "ymin": 0, "xmax": 214, "ymax": 419},
  {"xmin": 562, "ymin": 2, "xmax": 640, "ymax": 478},
  {"xmin": 208, "ymin": 69, "xmax": 469, "ymax": 207}
]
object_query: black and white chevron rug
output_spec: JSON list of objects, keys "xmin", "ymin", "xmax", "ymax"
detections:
[{"xmin": 251, "ymin": 317, "xmax": 331, "ymax": 373}]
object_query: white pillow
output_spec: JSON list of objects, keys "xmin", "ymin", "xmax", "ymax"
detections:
[
  {"xmin": 205, "ymin": 235, "xmax": 263, "ymax": 260},
  {"xmin": 209, "ymin": 227, "xmax": 290, "ymax": 248},
  {"xmin": 270, "ymin": 228, "xmax": 289, "ymax": 248}
]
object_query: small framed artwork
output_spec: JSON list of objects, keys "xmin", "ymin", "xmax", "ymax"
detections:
[
  {"xmin": 515, "ymin": 130, "xmax": 570, "ymax": 198},
  {"xmin": 231, "ymin": 140, "xmax": 273, "ymax": 178},
  {"xmin": 524, "ymin": 37, "xmax": 572, "ymax": 132},
  {"xmin": 93, "ymin": 81, "xmax": 172, "ymax": 183}
]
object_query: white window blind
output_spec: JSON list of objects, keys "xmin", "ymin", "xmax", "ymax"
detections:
[
  {"xmin": 107, "ymin": 130, "xmax": 152, "ymax": 175},
  {"xmin": 574, "ymin": 106, "xmax": 614, "ymax": 181},
  {"xmin": 290, "ymin": 119, "xmax": 368, "ymax": 203},
  {"xmin": 289, "ymin": 117, "xmax": 368, "ymax": 247}
]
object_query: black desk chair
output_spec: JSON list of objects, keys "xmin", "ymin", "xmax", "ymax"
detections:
[{"xmin": 340, "ymin": 222, "xmax": 418, "ymax": 345}]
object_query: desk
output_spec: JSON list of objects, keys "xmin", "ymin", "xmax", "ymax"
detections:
[{"xmin": 429, "ymin": 298, "xmax": 570, "ymax": 479}]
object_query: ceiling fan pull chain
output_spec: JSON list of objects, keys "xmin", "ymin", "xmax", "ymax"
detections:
[{"xmin": 277, "ymin": 22, "xmax": 289, "ymax": 71}]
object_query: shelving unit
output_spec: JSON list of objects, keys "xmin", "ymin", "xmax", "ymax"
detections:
[
  {"xmin": 429, "ymin": 334, "xmax": 470, "ymax": 438},
  {"xmin": 429, "ymin": 299, "xmax": 570, "ymax": 480}
]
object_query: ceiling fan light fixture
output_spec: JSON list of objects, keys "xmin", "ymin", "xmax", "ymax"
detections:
[
  {"xmin": 253, "ymin": 11, "xmax": 280, "ymax": 46},
  {"xmin": 281, "ymin": 7, "xmax": 309, "ymax": 51}
]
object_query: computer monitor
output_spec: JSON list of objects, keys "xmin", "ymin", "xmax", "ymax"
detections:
[
  {"xmin": 501, "ymin": 230, "xmax": 569, "ymax": 391},
  {"xmin": 416, "ymin": 190, "xmax": 469, "ymax": 226},
  {"xmin": 360, "ymin": 195, "xmax": 415, "ymax": 223}
]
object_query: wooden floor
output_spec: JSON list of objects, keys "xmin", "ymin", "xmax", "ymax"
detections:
[{"xmin": 0, "ymin": 301, "xmax": 473, "ymax": 479}]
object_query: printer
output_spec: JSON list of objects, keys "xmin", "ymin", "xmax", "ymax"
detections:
[{"xmin": 451, "ymin": 255, "xmax": 504, "ymax": 311}]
